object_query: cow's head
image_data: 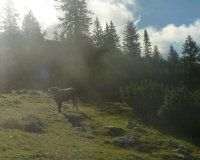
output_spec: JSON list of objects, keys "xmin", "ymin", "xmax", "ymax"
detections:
[{"xmin": 48, "ymin": 87, "xmax": 59, "ymax": 95}]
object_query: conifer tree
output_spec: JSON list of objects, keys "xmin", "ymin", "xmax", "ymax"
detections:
[
  {"xmin": 143, "ymin": 29, "xmax": 152, "ymax": 58},
  {"xmin": 0, "ymin": 0, "xmax": 19, "ymax": 34},
  {"xmin": 22, "ymin": 10, "xmax": 43, "ymax": 40},
  {"xmin": 53, "ymin": 27, "xmax": 59, "ymax": 42},
  {"xmin": 182, "ymin": 35, "xmax": 200, "ymax": 64},
  {"xmin": 122, "ymin": 20, "xmax": 141, "ymax": 58},
  {"xmin": 55, "ymin": 0, "xmax": 92, "ymax": 42},
  {"xmin": 152, "ymin": 45, "xmax": 162, "ymax": 61},
  {"xmin": 167, "ymin": 44, "xmax": 179, "ymax": 64},
  {"xmin": 108, "ymin": 21, "xmax": 120, "ymax": 49},
  {"xmin": 92, "ymin": 17, "xmax": 103, "ymax": 48},
  {"xmin": 103, "ymin": 22, "xmax": 109, "ymax": 43}
]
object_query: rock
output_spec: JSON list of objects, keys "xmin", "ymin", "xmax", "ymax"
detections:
[
  {"xmin": 134, "ymin": 127, "xmax": 142, "ymax": 131},
  {"xmin": 168, "ymin": 140, "xmax": 180, "ymax": 148},
  {"xmin": 126, "ymin": 121, "xmax": 135, "ymax": 129},
  {"xmin": 16, "ymin": 89, "xmax": 28, "ymax": 94},
  {"xmin": 174, "ymin": 153, "xmax": 187, "ymax": 159},
  {"xmin": 116, "ymin": 135, "xmax": 139, "ymax": 144},
  {"xmin": 30, "ymin": 91, "xmax": 40, "ymax": 95},
  {"xmin": 129, "ymin": 155, "xmax": 141, "ymax": 159},
  {"xmin": 104, "ymin": 126, "xmax": 120, "ymax": 129},
  {"xmin": 21, "ymin": 115, "xmax": 43, "ymax": 133},
  {"xmin": 175, "ymin": 148, "xmax": 183, "ymax": 153}
]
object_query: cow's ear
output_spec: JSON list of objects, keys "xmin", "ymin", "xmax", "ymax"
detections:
[{"xmin": 48, "ymin": 88, "xmax": 52, "ymax": 92}]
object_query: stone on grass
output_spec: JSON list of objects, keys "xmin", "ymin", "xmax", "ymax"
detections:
[
  {"xmin": 116, "ymin": 135, "xmax": 139, "ymax": 144},
  {"xmin": 104, "ymin": 126, "xmax": 120, "ymax": 129},
  {"xmin": 134, "ymin": 127, "xmax": 142, "ymax": 131},
  {"xmin": 126, "ymin": 121, "xmax": 135, "ymax": 129},
  {"xmin": 30, "ymin": 91, "xmax": 40, "ymax": 95},
  {"xmin": 16, "ymin": 89, "xmax": 28, "ymax": 94},
  {"xmin": 168, "ymin": 140, "xmax": 180, "ymax": 148},
  {"xmin": 21, "ymin": 115, "xmax": 43, "ymax": 133},
  {"xmin": 174, "ymin": 153, "xmax": 187, "ymax": 159}
]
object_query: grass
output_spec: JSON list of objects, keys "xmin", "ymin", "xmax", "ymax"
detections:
[{"xmin": 0, "ymin": 90, "xmax": 199, "ymax": 160}]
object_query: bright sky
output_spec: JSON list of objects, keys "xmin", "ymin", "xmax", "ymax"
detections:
[{"xmin": 0, "ymin": 0, "xmax": 200, "ymax": 58}]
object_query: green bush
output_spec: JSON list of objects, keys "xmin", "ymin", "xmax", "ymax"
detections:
[
  {"xmin": 158, "ymin": 84, "xmax": 200, "ymax": 133},
  {"xmin": 120, "ymin": 80, "xmax": 166, "ymax": 117}
]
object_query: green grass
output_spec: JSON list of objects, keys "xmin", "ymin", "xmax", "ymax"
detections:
[{"xmin": 0, "ymin": 90, "xmax": 199, "ymax": 160}]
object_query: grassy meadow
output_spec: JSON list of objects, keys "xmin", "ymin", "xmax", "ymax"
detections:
[{"xmin": 0, "ymin": 90, "xmax": 199, "ymax": 160}]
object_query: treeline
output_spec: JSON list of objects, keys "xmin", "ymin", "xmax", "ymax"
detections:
[{"xmin": 1, "ymin": 0, "xmax": 200, "ymax": 135}]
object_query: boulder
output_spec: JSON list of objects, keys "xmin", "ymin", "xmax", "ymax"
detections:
[
  {"xmin": 168, "ymin": 140, "xmax": 180, "ymax": 148},
  {"xmin": 30, "ymin": 91, "xmax": 40, "ymax": 95},
  {"xmin": 126, "ymin": 121, "xmax": 135, "ymax": 129},
  {"xmin": 16, "ymin": 89, "xmax": 28, "ymax": 94},
  {"xmin": 116, "ymin": 135, "xmax": 139, "ymax": 144},
  {"xmin": 104, "ymin": 126, "xmax": 120, "ymax": 129}
]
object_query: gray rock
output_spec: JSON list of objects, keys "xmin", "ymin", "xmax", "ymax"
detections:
[
  {"xmin": 30, "ymin": 91, "xmax": 40, "ymax": 95},
  {"xmin": 126, "ymin": 121, "xmax": 135, "ymax": 129},
  {"xmin": 134, "ymin": 127, "xmax": 142, "ymax": 131},
  {"xmin": 129, "ymin": 155, "xmax": 141, "ymax": 159},
  {"xmin": 174, "ymin": 153, "xmax": 187, "ymax": 159},
  {"xmin": 168, "ymin": 140, "xmax": 180, "ymax": 148},
  {"xmin": 104, "ymin": 126, "xmax": 120, "ymax": 129},
  {"xmin": 175, "ymin": 148, "xmax": 183, "ymax": 153},
  {"xmin": 117, "ymin": 135, "xmax": 139, "ymax": 144},
  {"xmin": 16, "ymin": 89, "xmax": 28, "ymax": 94}
]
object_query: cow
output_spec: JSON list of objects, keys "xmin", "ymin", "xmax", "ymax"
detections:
[{"xmin": 48, "ymin": 87, "xmax": 78, "ymax": 113}]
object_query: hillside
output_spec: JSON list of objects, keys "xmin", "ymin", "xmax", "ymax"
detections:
[{"xmin": 0, "ymin": 90, "xmax": 199, "ymax": 160}]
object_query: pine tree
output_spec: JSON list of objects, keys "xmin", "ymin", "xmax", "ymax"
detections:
[
  {"xmin": 22, "ymin": 10, "xmax": 43, "ymax": 40},
  {"xmin": 182, "ymin": 35, "xmax": 200, "ymax": 64},
  {"xmin": 0, "ymin": 0, "xmax": 19, "ymax": 34},
  {"xmin": 122, "ymin": 20, "xmax": 141, "ymax": 58},
  {"xmin": 53, "ymin": 27, "xmax": 59, "ymax": 42},
  {"xmin": 181, "ymin": 35, "xmax": 200, "ymax": 87},
  {"xmin": 92, "ymin": 17, "xmax": 103, "ymax": 48},
  {"xmin": 167, "ymin": 44, "xmax": 179, "ymax": 64},
  {"xmin": 108, "ymin": 21, "xmax": 120, "ymax": 49},
  {"xmin": 55, "ymin": 0, "xmax": 92, "ymax": 42},
  {"xmin": 103, "ymin": 22, "xmax": 109, "ymax": 43},
  {"xmin": 143, "ymin": 29, "xmax": 152, "ymax": 58},
  {"xmin": 152, "ymin": 45, "xmax": 162, "ymax": 61}
]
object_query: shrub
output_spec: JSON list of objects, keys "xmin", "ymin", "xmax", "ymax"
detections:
[
  {"xmin": 120, "ymin": 80, "xmax": 166, "ymax": 117},
  {"xmin": 158, "ymin": 84, "xmax": 200, "ymax": 134}
]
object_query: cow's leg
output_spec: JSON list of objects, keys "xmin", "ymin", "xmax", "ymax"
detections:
[
  {"xmin": 57, "ymin": 102, "xmax": 62, "ymax": 113},
  {"xmin": 72, "ymin": 97, "xmax": 75, "ymax": 110}
]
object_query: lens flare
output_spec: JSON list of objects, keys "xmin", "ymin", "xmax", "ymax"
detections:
[{"xmin": 39, "ymin": 69, "xmax": 49, "ymax": 79}]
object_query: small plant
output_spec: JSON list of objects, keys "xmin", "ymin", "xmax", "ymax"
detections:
[{"xmin": 1, "ymin": 118, "xmax": 21, "ymax": 129}]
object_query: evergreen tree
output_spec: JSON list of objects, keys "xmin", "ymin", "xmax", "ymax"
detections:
[
  {"xmin": 143, "ymin": 29, "xmax": 152, "ymax": 58},
  {"xmin": 181, "ymin": 35, "xmax": 200, "ymax": 88},
  {"xmin": 0, "ymin": 0, "xmax": 19, "ymax": 34},
  {"xmin": 92, "ymin": 17, "xmax": 103, "ymax": 48},
  {"xmin": 152, "ymin": 45, "xmax": 162, "ymax": 61},
  {"xmin": 108, "ymin": 20, "xmax": 120, "ymax": 49},
  {"xmin": 167, "ymin": 44, "xmax": 179, "ymax": 64},
  {"xmin": 122, "ymin": 20, "xmax": 141, "ymax": 58},
  {"xmin": 103, "ymin": 22, "xmax": 109, "ymax": 43},
  {"xmin": 22, "ymin": 10, "xmax": 43, "ymax": 40},
  {"xmin": 55, "ymin": 0, "xmax": 92, "ymax": 42},
  {"xmin": 53, "ymin": 27, "xmax": 59, "ymax": 42},
  {"xmin": 182, "ymin": 35, "xmax": 200, "ymax": 65}
]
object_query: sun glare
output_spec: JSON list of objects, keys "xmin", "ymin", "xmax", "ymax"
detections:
[{"xmin": 0, "ymin": 0, "xmax": 58, "ymax": 30}]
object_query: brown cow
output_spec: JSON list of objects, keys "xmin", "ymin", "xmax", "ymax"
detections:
[{"xmin": 48, "ymin": 87, "xmax": 78, "ymax": 113}]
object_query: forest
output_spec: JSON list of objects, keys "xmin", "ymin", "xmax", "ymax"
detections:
[{"xmin": 0, "ymin": 0, "xmax": 200, "ymax": 137}]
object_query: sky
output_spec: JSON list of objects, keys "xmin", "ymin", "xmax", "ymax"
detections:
[{"xmin": 0, "ymin": 0, "xmax": 200, "ymax": 58}]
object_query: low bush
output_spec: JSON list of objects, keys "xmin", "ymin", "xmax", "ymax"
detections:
[
  {"xmin": 158, "ymin": 84, "xmax": 200, "ymax": 134},
  {"xmin": 120, "ymin": 80, "xmax": 166, "ymax": 118}
]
